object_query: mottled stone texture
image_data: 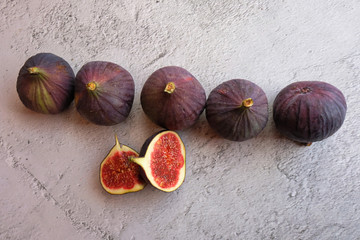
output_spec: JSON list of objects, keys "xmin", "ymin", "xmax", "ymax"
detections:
[{"xmin": 1, "ymin": 0, "xmax": 359, "ymax": 239}]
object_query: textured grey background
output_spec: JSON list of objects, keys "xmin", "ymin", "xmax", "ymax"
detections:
[{"xmin": 1, "ymin": 0, "xmax": 360, "ymax": 239}]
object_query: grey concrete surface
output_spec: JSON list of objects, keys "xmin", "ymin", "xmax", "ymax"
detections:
[{"xmin": 1, "ymin": 0, "xmax": 359, "ymax": 239}]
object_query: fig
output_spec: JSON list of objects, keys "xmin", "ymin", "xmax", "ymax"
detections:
[
  {"xmin": 75, "ymin": 61, "xmax": 134, "ymax": 125},
  {"xmin": 206, "ymin": 79, "xmax": 269, "ymax": 141},
  {"xmin": 131, "ymin": 130, "xmax": 186, "ymax": 192},
  {"xmin": 16, "ymin": 52, "xmax": 75, "ymax": 114},
  {"xmin": 140, "ymin": 66, "xmax": 206, "ymax": 130},
  {"xmin": 100, "ymin": 136, "xmax": 146, "ymax": 194},
  {"xmin": 273, "ymin": 81, "xmax": 347, "ymax": 145}
]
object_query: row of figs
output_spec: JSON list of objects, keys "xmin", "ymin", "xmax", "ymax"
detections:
[
  {"xmin": 17, "ymin": 52, "xmax": 347, "ymax": 146},
  {"xmin": 17, "ymin": 52, "xmax": 347, "ymax": 194}
]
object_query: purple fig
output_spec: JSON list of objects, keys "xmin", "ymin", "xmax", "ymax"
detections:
[
  {"xmin": 206, "ymin": 79, "xmax": 269, "ymax": 141},
  {"xmin": 273, "ymin": 81, "xmax": 347, "ymax": 145},
  {"xmin": 16, "ymin": 53, "xmax": 75, "ymax": 114},
  {"xmin": 74, "ymin": 61, "xmax": 135, "ymax": 126},
  {"xmin": 140, "ymin": 66, "xmax": 206, "ymax": 130}
]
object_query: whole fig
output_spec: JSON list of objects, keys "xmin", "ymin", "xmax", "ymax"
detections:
[
  {"xmin": 141, "ymin": 66, "xmax": 206, "ymax": 130},
  {"xmin": 206, "ymin": 79, "xmax": 269, "ymax": 141},
  {"xmin": 17, "ymin": 53, "xmax": 75, "ymax": 114},
  {"xmin": 273, "ymin": 81, "xmax": 347, "ymax": 145},
  {"xmin": 75, "ymin": 61, "xmax": 135, "ymax": 126}
]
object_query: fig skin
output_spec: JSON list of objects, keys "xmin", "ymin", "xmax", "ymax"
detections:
[
  {"xmin": 16, "ymin": 53, "xmax": 75, "ymax": 114},
  {"xmin": 273, "ymin": 81, "xmax": 347, "ymax": 145},
  {"xmin": 140, "ymin": 66, "xmax": 206, "ymax": 130},
  {"xmin": 75, "ymin": 61, "xmax": 135, "ymax": 126},
  {"xmin": 206, "ymin": 79, "xmax": 269, "ymax": 141},
  {"xmin": 131, "ymin": 130, "xmax": 186, "ymax": 192}
]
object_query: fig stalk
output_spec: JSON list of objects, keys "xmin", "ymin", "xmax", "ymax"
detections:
[
  {"xmin": 27, "ymin": 67, "xmax": 41, "ymax": 74},
  {"xmin": 86, "ymin": 81, "xmax": 97, "ymax": 91},
  {"xmin": 241, "ymin": 98, "xmax": 254, "ymax": 108},
  {"xmin": 164, "ymin": 82, "xmax": 176, "ymax": 94}
]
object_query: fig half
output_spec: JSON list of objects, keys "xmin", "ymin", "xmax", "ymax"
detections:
[
  {"xmin": 17, "ymin": 53, "xmax": 75, "ymax": 114},
  {"xmin": 131, "ymin": 130, "xmax": 186, "ymax": 192},
  {"xmin": 100, "ymin": 136, "xmax": 146, "ymax": 194}
]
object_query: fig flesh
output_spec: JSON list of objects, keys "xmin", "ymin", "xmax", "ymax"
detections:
[
  {"xmin": 75, "ymin": 61, "xmax": 134, "ymax": 125},
  {"xmin": 273, "ymin": 81, "xmax": 347, "ymax": 145},
  {"xmin": 100, "ymin": 136, "xmax": 146, "ymax": 194},
  {"xmin": 16, "ymin": 53, "xmax": 75, "ymax": 114},
  {"xmin": 131, "ymin": 130, "xmax": 186, "ymax": 192},
  {"xmin": 206, "ymin": 79, "xmax": 269, "ymax": 141},
  {"xmin": 140, "ymin": 66, "xmax": 206, "ymax": 130}
]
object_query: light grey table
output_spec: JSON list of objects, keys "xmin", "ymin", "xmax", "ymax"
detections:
[{"xmin": 1, "ymin": 1, "xmax": 359, "ymax": 239}]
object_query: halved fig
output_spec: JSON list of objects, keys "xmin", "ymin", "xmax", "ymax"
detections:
[
  {"xmin": 131, "ymin": 130, "xmax": 186, "ymax": 192},
  {"xmin": 100, "ymin": 136, "xmax": 146, "ymax": 194}
]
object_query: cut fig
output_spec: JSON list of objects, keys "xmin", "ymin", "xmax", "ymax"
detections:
[
  {"xmin": 131, "ymin": 130, "xmax": 186, "ymax": 192},
  {"xmin": 100, "ymin": 136, "xmax": 146, "ymax": 194}
]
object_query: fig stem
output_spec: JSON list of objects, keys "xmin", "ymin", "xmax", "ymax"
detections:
[
  {"xmin": 115, "ymin": 135, "xmax": 120, "ymax": 148},
  {"xmin": 241, "ymin": 98, "xmax": 254, "ymax": 108},
  {"xmin": 27, "ymin": 67, "xmax": 41, "ymax": 74},
  {"xmin": 164, "ymin": 82, "xmax": 176, "ymax": 94},
  {"xmin": 86, "ymin": 81, "xmax": 97, "ymax": 91},
  {"xmin": 300, "ymin": 87, "xmax": 311, "ymax": 94},
  {"xmin": 129, "ymin": 156, "xmax": 144, "ymax": 166}
]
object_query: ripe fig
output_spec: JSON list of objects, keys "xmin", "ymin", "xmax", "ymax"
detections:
[
  {"xmin": 100, "ymin": 136, "xmax": 146, "ymax": 194},
  {"xmin": 140, "ymin": 66, "xmax": 206, "ymax": 130},
  {"xmin": 273, "ymin": 81, "xmax": 347, "ymax": 145},
  {"xmin": 131, "ymin": 130, "xmax": 186, "ymax": 192},
  {"xmin": 16, "ymin": 53, "xmax": 75, "ymax": 114},
  {"xmin": 206, "ymin": 79, "xmax": 269, "ymax": 141},
  {"xmin": 75, "ymin": 61, "xmax": 134, "ymax": 125}
]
